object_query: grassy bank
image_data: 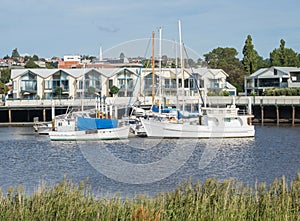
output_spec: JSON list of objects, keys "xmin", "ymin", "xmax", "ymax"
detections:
[{"xmin": 1, "ymin": 174, "xmax": 300, "ymax": 220}]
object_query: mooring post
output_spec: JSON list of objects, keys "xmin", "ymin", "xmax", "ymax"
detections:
[
  {"xmin": 8, "ymin": 108, "xmax": 12, "ymax": 123},
  {"xmin": 261, "ymin": 106, "xmax": 264, "ymax": 126},
  {"xmin": 260, "ymin": 97, "xmax": 264, "ymax": 126},
  {"xmin": 276, "ymin": 105, "xmax": 279, "ymax": 126},
  {"xmin": 43, "ymin": 109, "xmax": 46, "ymax": 122},
  {"xmin": 292, "ymin": 106, "xmax": 295, "ymax": 127},
  {"xmin": 51, "ymin": 99, "xmax": 55, "ymax": 131}
]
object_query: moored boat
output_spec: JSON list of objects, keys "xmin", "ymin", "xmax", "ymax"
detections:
[
  {"xmin": 49, "ymin": 117, "xmax": 129, "ymax": 141},
  {"xmin": 140, "ymin": 105, "xmax": 255, "ymax": 138}
]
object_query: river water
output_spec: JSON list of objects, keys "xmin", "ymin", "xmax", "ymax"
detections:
[{"xmin": 0, "ymin": 126, "xmax": 299, "ymax": 197}]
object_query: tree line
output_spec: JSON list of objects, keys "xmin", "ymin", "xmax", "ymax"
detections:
[{"xmin": 204, "ymin": 36, "xmax": 300, "ymax": 92}]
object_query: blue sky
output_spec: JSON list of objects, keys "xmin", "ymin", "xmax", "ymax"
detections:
[{"xmin": 1, "ymin": 0, "xmax": 299, "ymax": 60}]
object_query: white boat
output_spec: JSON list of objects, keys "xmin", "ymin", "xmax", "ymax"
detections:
[
  {"xmin": 33, "ymin": 109, "xmax": 96, "ymax": 135},
  {"xmin": 49, "ymin": 117, "xmax": 129, "ymax": 141},
  {"xmin": 140, "ymin": 20, "xmax": 255, "ymax": 139},
  {"xmin": 140, "ymin": 105, "xmax": 255, "ymax": 138}
]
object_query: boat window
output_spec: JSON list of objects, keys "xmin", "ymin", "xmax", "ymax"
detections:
[{"xmin": 224, "ymin": 118, "xmax": 231, "ymax": 122}]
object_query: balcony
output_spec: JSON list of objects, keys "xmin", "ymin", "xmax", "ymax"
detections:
[
  {"xmin": 21, "ymin": 86, "xmax": 37, "ymax": 92},
  {"xmin": 119, "ymin": 85, "xmax": 134, "ymax": 90}
]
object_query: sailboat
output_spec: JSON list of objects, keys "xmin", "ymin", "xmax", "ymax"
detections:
[{"xmin": 140, "ymin": 20, "xmax": 255, "ymax": 138}]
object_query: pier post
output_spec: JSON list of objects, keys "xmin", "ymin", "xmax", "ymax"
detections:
[
  {"xmin": 43, "ymin": 109, "xmax": 46, "ymax": 122},
  {"xmin": 276, "ymin": 106, "xmax": 280, "ymax": 126},
  {"xmin": 261, "ymin": 106, "xmax": 264, "ymax": 126},
  {"xmin": 260, "ymin": 98, "xmax": 264, "ymax": 126},
  {"xmin": 292, "ymin": 106, "xmax": 295, "ymax": 127},
  {"xmin": 8, "ymin": 108, "xmax": 12, "ymax": 123},
  {"xmin": 51, "ymin": 100, "xmax": 55, "ymax": 131}
]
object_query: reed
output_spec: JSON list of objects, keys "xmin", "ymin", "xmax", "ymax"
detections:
[{"xmin": 1, "ymin": 174, "xmax": 300, "ymax": 220}]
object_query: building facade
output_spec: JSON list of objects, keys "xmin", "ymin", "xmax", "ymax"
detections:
[
  {"xmin": 244, "ymin": 67, "xmax": 300, "ymax": 95},
  {"xmin": 9, "ymin": 67, "xmax": 235, "ymax": 100}
]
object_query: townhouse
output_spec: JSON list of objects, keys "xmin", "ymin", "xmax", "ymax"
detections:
[{"xmin": 9, "ymin": 67, "xmax": 235, "ymax": 100}]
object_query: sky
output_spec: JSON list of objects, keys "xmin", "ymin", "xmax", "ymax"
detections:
[{"xmin": 0, "ymin": 0, "xmax": 299, "ymax": 60}]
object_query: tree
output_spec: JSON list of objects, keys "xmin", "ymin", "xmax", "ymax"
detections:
[
  {"xmin": 242, "ymin": 35, "xmax": 259, "ymax": 74},
  {"xmin": 204, "ymin": 47, "xmax": 246, "ymax": 87},
  {"xmin": 0, "ymin": 69, "xmax": 11, "ymax": 83},
  {"xmin": 270, "ymin": 39, "xmax": 299, "ymax": 66},
  {"xmin": 109, "ymin": 85, "xmax": 119, "ymax": 97},
  {"xmin": 11, "ymin": 48, "xmax": 20, "ymax": 60},
  {"xmin": 25, "ymin": 60, "xmax": 39, "ymax": 68},
  {"xmin": 87, "ymin": 86, "xmax": 96, "ymax": 96},
  {"xmin": 54, "ymin": 87, "xmax": 62, "ymax": 98},
  {"xmin": 32, "ymin": 54, "xmax": 39, "ymax": 61}
]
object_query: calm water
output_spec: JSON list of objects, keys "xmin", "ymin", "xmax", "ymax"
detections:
[{"xmin": 0, "ymin": 126, "xmax": 300, "ymax": 197}]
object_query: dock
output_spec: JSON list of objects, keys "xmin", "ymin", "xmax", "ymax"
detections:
[{"xmin": 1, "ymin": 96, "xmax": 300, "ymax": 126}]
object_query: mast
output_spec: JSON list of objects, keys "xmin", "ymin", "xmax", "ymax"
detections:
[
  {"xmin": 151, "ymin": 31, "xmax": 155, "ymax": 105},
  {"xmin": 178, "ymin": 20, "xmax": 185, "ymax": 113},
  {"xmin": 175, "ymin": 39, "xmax": 179, "ymax": 110},
  {"xmin": 159, "ymin": 27, "xmax": 162, "ymax": 114}
]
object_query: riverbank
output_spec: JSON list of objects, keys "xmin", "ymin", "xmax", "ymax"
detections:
[{"xmin": 1, "ymin": 174, "xmax": 299, "ymax": 220}]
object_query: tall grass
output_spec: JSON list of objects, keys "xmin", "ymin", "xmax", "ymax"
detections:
[{"xmin": 1, "ymin": 174, "xmax": 300, "ymax": 220}]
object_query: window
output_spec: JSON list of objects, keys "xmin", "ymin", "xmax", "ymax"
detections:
[
  {"xmin": 109, "ymin": 80, "xmax": 113, "ymax": 88},
  {"xmin": 165, "ymin": 79, "xmax": 170, "ymax": 88}
]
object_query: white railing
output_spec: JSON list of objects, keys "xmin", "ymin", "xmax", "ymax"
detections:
[{"xmin": 4, "ymin": 96, "xmax": 300, "ymax": 107}]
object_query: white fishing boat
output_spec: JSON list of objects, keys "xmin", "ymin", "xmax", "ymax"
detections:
[
  {"xmin": 49, "ymin": 117, "xmax": 129, "ymax": 141},
  {"xmin": 140, "ymin": 20, "xmax": 255, "ymax": 138},
  {"xmin": 33, "ymin": 108, "xmax": 96, "ymax": 135},
  {"xmin": 140, "ymin": 104, "xmax": 255, "ymax": 138}
]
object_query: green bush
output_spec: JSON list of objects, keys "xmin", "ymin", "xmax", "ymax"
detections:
[
  {"xmin": 263, "ymin": 88, "xmax": 300, "ymax": 96},
  {"xmin": 222, "ymin": 90, "xmax": 230, "ymax": 96}
]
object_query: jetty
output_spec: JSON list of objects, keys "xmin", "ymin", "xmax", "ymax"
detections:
[{"xmin": 1, "ymin": 96, "xmax": 300, "ymax": 126}]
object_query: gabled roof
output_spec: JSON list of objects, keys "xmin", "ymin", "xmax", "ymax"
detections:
[
  {"xmin": 11, "ymin": 69, "xmax": 59, "ymax": 79},
  {"xmin": 193, "ymin": 68, "xmax": 228, "ymax": 78},
  {"xmin": 246, "ymin": 66, "xmax": 300, "ymax": 79},
  {"xmin": 102, "ymin": 67, "xmax": 140, "ymax": 78},
  {"xmin": 225, "ymin": 82, "xmax": 236, "ymax": 89}
]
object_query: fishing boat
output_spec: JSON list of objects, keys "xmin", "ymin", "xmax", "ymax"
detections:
[
  {"xmin": 33, "ymin": 108, "xmax": 96, "ymax": 135},
  {"xmin": 140, "ymin": 102, "xmax": 255, "ymax": 138},
  {"xmin": 48, "ymin": 96, "xmax": 129, "ymax": 141},
  {"xmin": 140, "ymin": 20, "xmax": 255, "ymax": 138},
  {"xmin": 48, "ymin": 117, "xmax": 129, "ymax": 141}
]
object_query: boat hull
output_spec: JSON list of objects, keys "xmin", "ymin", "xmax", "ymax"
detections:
[
  {"xmin": 140, "ymin": 118, "xmax": 255, "ymax": 138},
  {"xmin": 49, "ymin": 125, "xmax": 130, "ymax": 141}
]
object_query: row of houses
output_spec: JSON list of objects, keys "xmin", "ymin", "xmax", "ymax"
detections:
[{"xmin": 8, "ymin": 67, "xmax": 235, "ymax": 100}]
